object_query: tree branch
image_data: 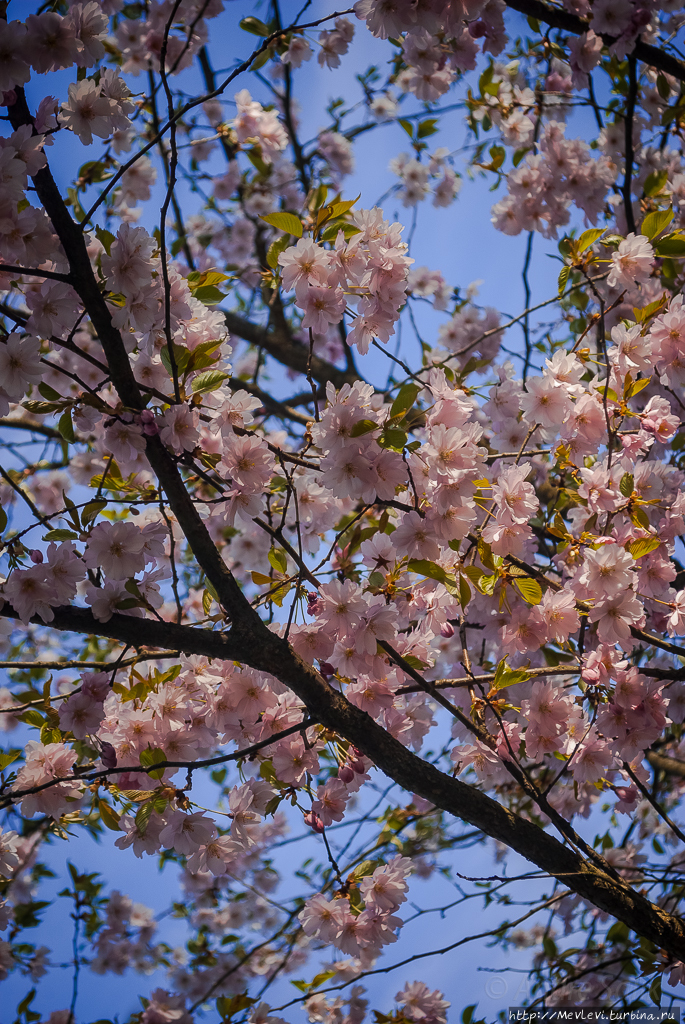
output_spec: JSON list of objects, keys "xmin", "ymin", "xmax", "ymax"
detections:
[
  {"xmin": 224, "ymin": 311, "xmax": 363, "ymax": 391},
  {"xmin": 504, "ymin": 0, "xmax": 685, "ymax": 82},
  {"xmin": 5, "ymin": 602, "xmax": 685, "ymax": 962}
]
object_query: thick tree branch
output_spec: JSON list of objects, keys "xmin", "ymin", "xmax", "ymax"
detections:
[
  {"xmin": 5, "ymin": 602, "xmax": 685, "ymax": 962},
  {"xmin": 504, "ymin": 0, "xmax": 685, "ymax": 82},
  {"xmin": 224, "ymin": 311, "xmax": 362, "ymax": 391},
  {"xmin": 8, "ymin": 89, "xmax": 252, "ymax": 628}
]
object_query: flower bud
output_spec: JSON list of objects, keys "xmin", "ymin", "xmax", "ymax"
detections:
[
  {"xmin": 100, "ymin": 742, "xmax": 117, "ymax": 769},
  {"xmin": 304, "ymin": 811, "xmax": 325, "ymax": 833},
  {"xmin": 30, "ymin": 550, "xmax": 44, "ymax": 564}
]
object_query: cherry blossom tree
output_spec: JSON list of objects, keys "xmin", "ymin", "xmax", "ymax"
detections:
[{"xmin": 4, "ymin": 0, "xmax": 685, "ymax": 1020}]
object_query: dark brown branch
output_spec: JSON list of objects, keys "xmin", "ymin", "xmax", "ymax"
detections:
[
  {"xmin": 5, "ymin": 601, "xmax": 685, "ymax": 960},
  {"xmin": 0, "ymin": 416, "xmax": 62, "ymax": 440},
  {"xmin": 504, "ymin": 0, "xmax": 685, "ymax": 82},
  {"xmin": 647, "ymin": 751, "xmax": 685, "ymax": 778},
  {"xmin": 9, "ymin": 88, "xmax": 252, "ymax": 628},
  {"xmin": 224, "ymin": 311, "xmax": 362, "ymax": 391}
]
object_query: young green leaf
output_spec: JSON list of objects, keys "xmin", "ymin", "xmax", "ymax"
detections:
[
  {"xmin": 628, "ymin": 536, "xmax": 660, "ymax": 559},
  {"xmin": 641, "ymin": 207, "xmax": 673, "ymax": 240},
  {"xmin": 390, "ymin": 382, "xmax": 421, "ymax": 420},
  {"xmin": 259, "ymin": 211, "xmax": 303, "ymax": 237},
  {"xmin": 512, "ymin": 576, "xmax": 543, "ymax": 605},
  {"xmin": 268, "ymin": 547, "xmax": 288, "ymax": 574},
  {"xmin": 191, "ymin": 369, "xmax": 230, "ymax": 394},
  {"xmin": 577, "ymin": 227, "xmax": 605, "ymax": 253},
  {"xmin": 350, "ymin": 418, "xmax": 379, "ymax": 437}
]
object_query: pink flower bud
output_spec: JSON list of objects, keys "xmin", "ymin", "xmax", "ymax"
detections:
[
  {"xmin": 304, "ymin": 811, "xmax": 325, "ymax": 833},
  {"xmin": 349, "ymin": 757, "xmax": 366, "ymax": 775},
  {"xmin": 468, "ymin": 20, "xmax": 487, "ymax": 37},
  {"xmin": 440, "ymin": 621, "xmax": 455, "ymax": 638},
  {"xmin": 2, "ymin": 90, "xmax": 16, "ymax": 107},
  {"xmin": 138, "ymin": 409, "xmax": 159, "ymax": 436},
  {"xmin": 338, "ymin": 766, "xmax": 354, "ymax": 784},
  {"xmin": 30, "ymin": 550, "xmax": 44, "ymax": 564},
  {"xmin": 100, "ymin": 742, "xmax": 117, "ymax": 769}
]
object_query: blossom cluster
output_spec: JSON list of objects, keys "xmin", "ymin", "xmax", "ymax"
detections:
[{"xmin": 278, "ymin": 208, "xmax": 413, "ymax": 355}]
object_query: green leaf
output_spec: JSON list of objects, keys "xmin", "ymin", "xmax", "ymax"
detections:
[
  {"xmin": 270, "ymin": 581, "xmax": 291, "ymax": 607},
  {"xmin": 308, "ymin": 969, "xmax": 338, "ymax": 991},
  {"xmin": 620, "ymin": 472, "xmax": 634, "ymax": 497},
  {"xmin": 513, "ymin": 146, "xmax": 530, "ymax": 167},
  {"xmin": 81, "ymin": 499, "xmax": 107, "ymax": 527},
  {"xmin": 628, "ymin": 537, "xmax": 660, "ymax": 559},
  {"xmin": 24, "ymin": 399, "xmax": 64, "ymax": 414},
  {"xmin": 458, "ymin": 574, "xmax": 471, "ymax": 610},
  {"xmin": 326, "ymin": 195, "xmax": 360, "ymax": 218},
  {"xmin": 267, "ymin": 232, "xmax": 291, "ymax": 269},
  {"xmin": 216, "ymin": 994, "xmax": 257, "ymax": 1022},
  {"xmin": 202, "ymin": 588, "xmax": 213, "ymax": 615},
  {"xmin": 38, "ymin": 382, "xmax": 62, "ymax": 401},
  {"xmin": 135, "ymin": 799, "xmax": 154, "ymax": 836},
  {"xmin": 558, "ymin": 265, "xmax": 570, "ymax": 295},
  {"xmin": 644, "ymin": 169, "xmax": 668, "ymax": 197},
  {"xmin": 350, "ymin": 418, "xmax": 379, "ymax": 437},
  {"xmin": 268, "ymin": 547, "xmax": 288, "ymax": 574},
  {"xmin": 625, "ymin": 375, "xmax": 651, "ymax": 399},
  {"xmin": 259, "ymin": 211, "xmax": 303, "ymax": 237},
  {"xmin": 657, "ymin": 74, "xmax": 670, "ymax": 100},
  {"xmin": 139, "ymin": 747, "xmax": 166, "ymax": 779},
  {"xmin": 488, "ymin": 144, "xmax": 505, "ymax": 170},
  {"xmin": 648, "ymin": 973, "xmax": 662, "ymax": 1007},
  {"xmin": 630, "ymin": 506, "xmax": 651, "ymax": 530},
  {"xmin": 251, "ymin": 571, "xmax": 273, "ymax": 586},
  {"xmin": 654, "ymin": 232, "xmax": 685, "ymax": 257},
  {"xmin": 43, "ymin": 529, "xmax": 78, "ymax": 542},
  {"xmin": 320, "ymin": 221, "xmax": 362, "ymax": 242},
  {"xmin": 21, "ymin": 709, "xmax": 45, "ymax": 728},
  {"xmin": 58, "ymin": 408, "xmax": 75, "ymax": 443},
  {"xmin": 98, "ymin": 800, "xmax": 122, "ymax": 832},
  {"xmin": 240, "ymin": 16, "xmax": 270, "ymax": 35},
  {"xmin": 379, "ymin": 427, "xmax": 408, "ymax": 451},
  {"xmin": 0, "ymin": 749, "xmax": 20, "ymax": 771},
  {"xmin": 160, "ymin": 342, "xmax": 191, "ymax": 378},
  {"xmin": 416, "ymin": 118, "xmax": 439, "ymax": 139},
  {"xmin": 193, "ymin": 284, "xmax": 225, "ymax": 305},
  {"xmin": 606, "ymin": 920, "xmax": 630, "ymax": 943},
  {"xmin": 577, "ymin": 228, "xmax": 605, "ymax": 253},
  {"xmin": 642, "ymin": 208, "xmax": 673, "ymax": 240},
  {"xmin": 390, "ymin": 382, "xmax": 421, "ymax": 420},
  {"xmin": 95, "ymin": 225, "xmax": 116, "ymax": 256},
  {"xmin": 0, "ymin": 505, "xmax": 6, "ymax": 536},
  {"xmin": 191, "ymin": 370, "xmax": 230, "ymax": 394},
  {"xmin": 398, "ymin": 118, "xmax": 414, "ymax": 139},
  {"xmin": 407, "ymin": 558, "xmax": 448, "ymax": 585},
  {"xmin": 492, "ymin": 658, "xmax": 530, "ymax": 691},
  {"xmin": 512, "ymin": 576, "xmax": 543, "ymax": 605}
]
